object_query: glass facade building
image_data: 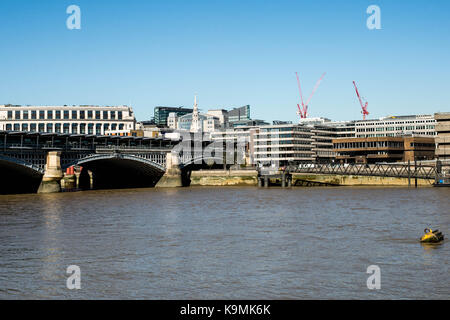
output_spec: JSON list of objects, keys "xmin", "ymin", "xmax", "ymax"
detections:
[
  {"xmin": 154, "ymin": 106, "xmax": 193, "ymax": 127},
  {"xmin": 228, "ymin": 105, "xmax": 251, "ymax": 123}
]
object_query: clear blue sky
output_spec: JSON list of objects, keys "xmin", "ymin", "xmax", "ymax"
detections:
[{"xmin": 0, "ymin": 0, "xmax": 449, "ymax": 123}]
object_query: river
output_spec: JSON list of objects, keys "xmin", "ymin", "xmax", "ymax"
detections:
[{"xmin": 0, "ymin": 187, "xmax": 448, "ymax": 299}]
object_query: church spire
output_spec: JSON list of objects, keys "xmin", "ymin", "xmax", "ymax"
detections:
[{"xmin": 190, "ymin": 95, "xmax": 201, "ymax": 132}]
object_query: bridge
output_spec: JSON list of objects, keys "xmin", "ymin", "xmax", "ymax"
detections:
[
  {"xmin": 0, "ymin": 131, "xmax": 221, "ymax": 194},
  {"xmin": 283, "ymin": 160, "xmax": 450, "ymax": 187},
  {"xmin": 290, "ymin": 162, "xmax": 436, "ymax": 179},
  {"xmin": 256, "ymin": 160, "xmax": 450, "ymax": 188}
]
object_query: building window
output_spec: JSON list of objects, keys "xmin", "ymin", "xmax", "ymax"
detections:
[
  {"xmin": 31, "ymin": 111, "xmax": 37, "ymax": 119},
  {"xmin": 64, "ymin": 111, "xmax": 70, "ymax": 120},
  {"xmin": 6, "ymin": 124, "xmax": 12, "ymax": 131},
  {"xmin": 23, "ymin": 111, "xmax": 29, "ymax": 120},
  {"xmin": 95, "ymin": 111, "xmax": 100, "ymax": 120},
  {"xmin": 46, "ymin": 123, "xmax": 53, "ymax": 133},
  {"xmin": 63, "ymin": 123, "xmax": 70, "ymax": 134},
  {"xmin": 110, "ymin": 111, "xmax": 116, "ymax": 120},
  {"xmin": 38, "ymin": 123, "xmax": 45, "ymax": 132},
  {"xmin": 118, "ymin": 111, "xmax": 123, "ymax": 120},
  {"xmin": 15, "ymin": 111, "xmax": 21, "ymax": 120},
  {"xmin": 72, "ymin": 110, "xmax": 77, "ymax": 119},
  {"xmin": 39, "ymin": 111, "xmax": 45, "ymax": 119},
  {"xmin": 30, "ymin": 124, "xmax": 36, "ymax": 132},
  {"xmin": 87, "ymin": 111, "xmax": 93, "ymax": 119},
  {"xmin": 96, "ymin": 124, "xmax": 102, "ymax": 135},
  {"xmin": 48, "ymin": 110, "xmax": 53, "ymax": 119},
  {"xmin": 7, "ymin": 111, "xmax": 13, "ymax": 120},
  {"xmin": 119, "ymin": 124, "xmax": 124, "ymax": 130},
  {"xmin": 80, "ymin": 110, "xmax": 85, "ymax": 119},
  {"xmin": 14, "ymin": 124, "xmax": 20, "ymax": 131},
  {"xmin": 103, "ymin": 123, "xmax": 109, "ymax": 132},
  {"xmin": 22, "ymin": 124, "xmax": 28, "ymax": 131},
  {"xmin": 55, "ymin": 111, "xmax": 61, "ymax": 119},
  {"xmin": 55, "ymin": 123, "xmax": 61, "ymax": 133},
  {"xmin": 103, "ymin": 111, "xmax": 108, "ymax": 119},
  {"xmin": 72, "ymin": 123, "xmax": 78, "ymax": 134},
  {"xmin": 88, "ymin": 123, "xmax": 94, "ymax": 135},
  {"xmin": 111, "ymin": 123, "xmax": 117, "ymax": 130},
  {"xmin": 80, "ymin": 124, "xmax": 86, "ymax": 134}
]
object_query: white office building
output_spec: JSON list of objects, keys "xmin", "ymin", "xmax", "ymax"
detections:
[
  {"xmin": 0, "ymin": 105, "xmax": 136, "ymax": 135},
  {"xmin": 354, "ymin": 114, "xmax": 436, "ymax": 138},
  {"xmin": 254, "ymin": 124, "xmax": 315, "ymax": 165}
]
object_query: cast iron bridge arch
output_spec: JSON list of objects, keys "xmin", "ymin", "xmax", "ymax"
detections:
[
  {"xmin": 0, "ymin": 131, "xmax": 232, "ymax": 173},
  {"xmin": 0, "ymin": 131, "xmax": 176, "ymax": 173}
]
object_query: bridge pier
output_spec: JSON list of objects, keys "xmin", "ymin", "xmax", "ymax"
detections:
[
  {"xmin": 62, "ymin": 173, "xmax": 77, "ymax": 190},
  {"xmin": 156, "ymin": 152, "xmax": 183, "ymax": 188},
  {"xmin": 38, "ymin": 151, "xmax": 64, "ymax": 194}
]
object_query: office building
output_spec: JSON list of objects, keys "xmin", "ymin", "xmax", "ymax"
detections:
[
  {"xmin": 333, "ymin": 136, "xmax": 436, "ymax": 163},
  {"xmin": 0, "ymin": 104, "xmax": 136, "ymax": 135},
  {"xmin": 354, "ymin": 114, "xmax": 436, "ymax": 138},
  {"xmin": 254, "ymin": 124, "xmax": 315, "ymax": 166},
  {"xmin": 228, "ymin": 105, "xmax": 251, "ymax": 123},
  {"xmin": 434, "ymin": 112, "xmax": 450, "ymax": 161},
  {"xmin": 154, "ymin": 106, "xmax": 193, "ymax": 127}
]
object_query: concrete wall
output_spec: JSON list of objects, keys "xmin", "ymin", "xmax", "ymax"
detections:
[
  {"xmin": 293, "ymin": 173, "xmax": 434, "ymax": 187},
  {"xmin": 189, "ymin": 170, "xmax": 434, "ymax": 187},
  {"xmin": 190, "ymin": 170, "xmax": 258, "ymax": 186}
]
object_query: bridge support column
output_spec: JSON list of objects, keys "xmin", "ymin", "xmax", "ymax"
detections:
[
  {"xmin": 75, "ymin": 172, "xmax": 80, "ymax": 189},
  {"xmin": 38, "ymin": 151, "xmax": 64, "ymax": 194},
  {"xmin": 88, "ymin": 170, "xmax": 94, "ymax": 190},
  {"xmin": 62, "ymin": 173, "xmax": 77, "ymax": 191},
  {"xmin": 156, "ymin": 152, "xmax": 183, "ymax": 188},
  {"xmin": 264, "ymin": 176, "xmax": 269, "ymax": 188}
]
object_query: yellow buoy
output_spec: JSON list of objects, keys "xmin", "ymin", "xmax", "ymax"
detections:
[{"xmin": 420, "ymin": 228, "xmax": 444, "ymax": 243}]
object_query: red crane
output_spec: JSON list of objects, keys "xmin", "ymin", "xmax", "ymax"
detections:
[
  {"xmin": 353, "ymin": 81, "xmax": 369, "ymax": 120},
  {"xmin": 295, "ymin": 72, "xmax": 326, "ymax": 119}
]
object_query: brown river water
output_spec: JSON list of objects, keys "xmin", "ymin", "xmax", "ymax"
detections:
[{"xmin": 0, "ymin": 186, "xmax": 448, "ymax": 299}]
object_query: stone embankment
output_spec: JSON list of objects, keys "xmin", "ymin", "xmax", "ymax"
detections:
[{"xmin": 188, "ymin": 170, "xmax": 434, "ymax": 187}]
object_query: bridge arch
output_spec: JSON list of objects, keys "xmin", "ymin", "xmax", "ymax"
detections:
[
  {"xmin": 66, "ymin": 154, "xmax": 166, "ymax": 190},
  {"xmin": 0, "ymin": 155, "xmax": 44, "ymax": 194}
]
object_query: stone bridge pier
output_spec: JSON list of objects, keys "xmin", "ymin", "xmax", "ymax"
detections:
[
  {"xmin": 155, "ymin": 152, "xmax": 184, "ymax": 188},
  {"xmin": 37, "ymin": 151, "xmax": 64, "ymax": 194}
]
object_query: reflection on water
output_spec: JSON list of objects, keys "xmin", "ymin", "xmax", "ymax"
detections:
[{"xmin": 0, "ymin": 187, "xmax": 448, "ymax": 299}]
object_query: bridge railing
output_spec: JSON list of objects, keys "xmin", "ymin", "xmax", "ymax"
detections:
[
  {"xmin": 288, "ymin": 162, "xmax": 437, "ymax": 179},
  {"xmin": 95, "ymin": 146, "xmax": 172, "ymax": 153}
]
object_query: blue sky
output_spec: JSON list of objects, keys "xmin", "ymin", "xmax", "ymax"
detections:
[{"xmin": 0, "ymin": 0, "xmax": 449, "ymax": 123}]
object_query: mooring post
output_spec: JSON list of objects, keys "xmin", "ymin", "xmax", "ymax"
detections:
[
  {"xmin": 281, "ymin": 173, "xmax": 286, "ymax": 188},
  {"xmin": 264, "ymin": 176, "xmax": 269, "ymax": 188},
  {"xmin": 435, "ymin": 160, "xmax": 441, "ymax": 184},
  {"xmin": 408, "ymin": 160, "xmax": 411, "ymax": 187},
  {"xmin": 414, "ymin": 160, "xmax": 418, "ymax": 188}
]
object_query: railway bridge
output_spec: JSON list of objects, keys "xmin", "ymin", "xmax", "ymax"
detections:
[{"xmin": 0, "ymin": 131, "xmax": 227, "ymax": 194}]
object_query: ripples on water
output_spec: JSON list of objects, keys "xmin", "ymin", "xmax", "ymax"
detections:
[{"xmin": 0, "ymin": 187, "xmax": 448, "ymax": 299}]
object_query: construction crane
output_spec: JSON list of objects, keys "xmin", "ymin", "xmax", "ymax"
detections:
[
  {"xmin": 353, "ymin": 81, "xmax": 369, "ymax": 120},
  {"xmin": 295, "ymin": 72, "xmax": 326, "ymax": 119}
]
